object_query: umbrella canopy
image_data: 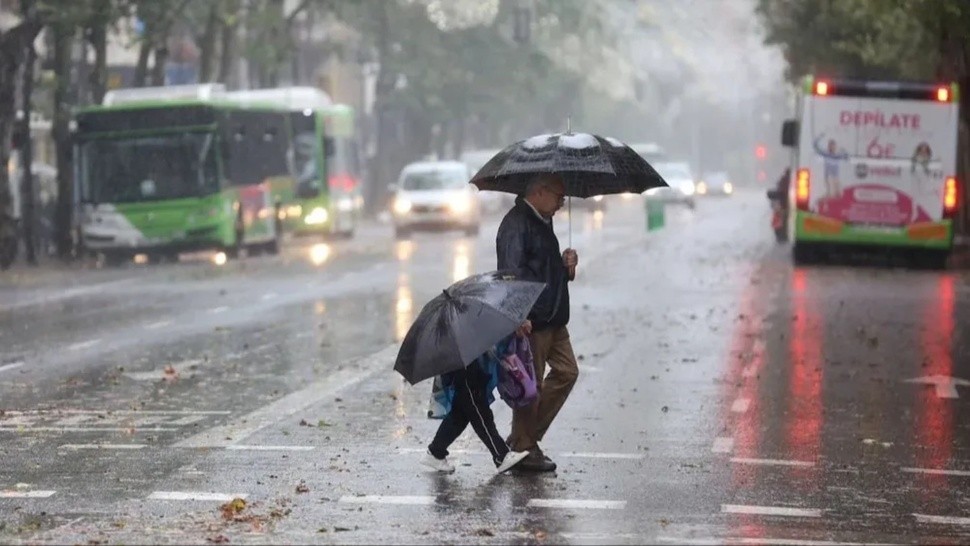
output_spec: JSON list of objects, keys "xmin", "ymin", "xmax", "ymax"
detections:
[
  {"xmin": 469, "ymin": 132, "xmax": 668, "ymax": 198},
  {"xmin": 394, "ymin": 271, "xmax": 546, "ymax": 385}
]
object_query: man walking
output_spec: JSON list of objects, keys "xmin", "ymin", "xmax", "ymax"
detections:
[{"xmin": 496, "ymin": 173, "xmax": 579, "ymax": 473}]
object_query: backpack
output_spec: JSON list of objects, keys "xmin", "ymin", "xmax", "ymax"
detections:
[{"xmin": 497, "ymin": 335, "xmax": 538, "ymax": 409}]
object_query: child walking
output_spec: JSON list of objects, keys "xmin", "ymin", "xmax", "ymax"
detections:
[{"xmin": 423, "ymin": 322, "xmax": 532, "ymax": 475}]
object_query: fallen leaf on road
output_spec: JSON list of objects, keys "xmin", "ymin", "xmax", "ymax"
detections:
[
  {"xmin": 317, "ymin": 528, "xmax": 328, "ymax": 533},
  {"xmin": 220, "ymin": 497, "xmax": 247, "ymax": 520},
  {"xmin": 334, "ymin": 526, "xmax": 353, "ymax": 532},
  {"xmin": 318, "ymin": 420, "xmax": 332, "ymax": 427},
  {"xmin": 661, "ymin": 406, "xmax": 669, "ymax": 413},
  {"xmin": 867, "ymin": 337, "xmax": 879, "ymax": 348},
  {"xmin": 206, "ymin": 535, "xmax": 230, "ymax": 544},
  {"xmin": 299, "ymin": 419, "xmax": 310, "ymax": 427},
  {"xmin": 296, "ymin": 482, "xmax": 310, "ymax": 494},
  {"xmin": 474, "ymin": 528, "xmax": 495, "ymax": 537}
]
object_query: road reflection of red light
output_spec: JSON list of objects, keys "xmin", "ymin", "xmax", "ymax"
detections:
[
  {"xmin": 786, "ymin": 269, "xmax": 822, "ymax": 483},
  {"xmin": 915, "ymin": 274, "xmax": 954, "ymax": 497},
  {"xmin": 722, "ymin": 272, "xmax": 767, "ymax": 542}
]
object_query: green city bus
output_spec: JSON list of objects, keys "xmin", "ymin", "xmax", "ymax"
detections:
[
  {"xmin": 74, "ymin": 85, "xmax": 296, "ymax": 264},
  {"xmin": 227, "ymin": 87, "xmax": 361, "ymax": 238}
]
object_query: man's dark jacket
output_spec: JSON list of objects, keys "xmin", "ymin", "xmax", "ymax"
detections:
[{"xmin": 496, "ymin": 197, "xmax": 570, "ymax": 330}]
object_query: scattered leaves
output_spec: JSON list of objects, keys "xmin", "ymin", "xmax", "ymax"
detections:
[
  {"xmin": 206, "ymin": 535, "xmax": 230, "ymax": 544},
  {"xmin": 220, "ymin": 497, "xmax": 247, "ymax": 520}
]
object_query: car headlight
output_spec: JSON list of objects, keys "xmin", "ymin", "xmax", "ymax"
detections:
[
  {"xmin": 393, "ymin": 198, "xmax": 412, "ymax": 215},
  {"xmin": 337, "ymin": 198, "xmax": 354, "ymax": 212},
  {"xmin": 304, "ymin": 207, "xmax": 329, "ymax": 225},
  {"xmin": 593, "ymin": 195, "xmax": 604, "ymax": 202},
  {"xmin": 696, "ymin": 182, "xmax": 708, "ymax": 195},
  {"xmin": 724, "ymin": 182, "xmax": 733, "ymax": 194},
  {"xmin": 286, "ymin": 204, "xmax": 303, "ymax": 218},
  {"xmin": 681, "ymin": 182, "xmax": 695, "ymax": 196},
  {"xmin": 449, "ymin": 195, "xmax": 472, "ymax": 214}
]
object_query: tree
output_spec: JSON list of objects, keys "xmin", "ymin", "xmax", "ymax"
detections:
[
  {"xmin": 0, "ymin": 10, "xmax": 42, "ymax": 270},
  {"xmin": 756, "ymin": 0, "xmax": 970, "ymax": 231}
]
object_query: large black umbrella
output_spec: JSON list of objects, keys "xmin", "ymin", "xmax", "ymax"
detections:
[
  {"xmin": 394, "ymin": 271, "xmax": 546, "ymax": 386},
  {"xmin": 469, "ymin": 132, "xmax": 667, "ymax": 198}
]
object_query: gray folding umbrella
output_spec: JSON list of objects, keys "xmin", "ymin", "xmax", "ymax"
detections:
[{"xmin": 394, "ymin": 271, "xmax": 545, "ymax": 385}]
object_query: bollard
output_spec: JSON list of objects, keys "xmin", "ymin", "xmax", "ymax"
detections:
[{"xmin": 645, "ymin": 198, "xmax": 665, "ymax": 231}]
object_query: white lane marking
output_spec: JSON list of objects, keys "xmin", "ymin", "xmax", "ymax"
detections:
[
  {"xmin": 145, "ymin": 320, "xmax": 172, "ymax": 330},
  {"xmin": 149, "ymin": 491, "xmax": 246, "ymax": 502},
  {"xmin": 658, "ymin": 537, "xmax": 893, "ymax": 546},
  {"xmin": 0, "ymin": 361, "xmax": 24, "ymax": 373},
  {"xmin": 914, "ymin": 513, "xmax": 970, "ymax": 525},
  {"xmin": 176, "ymin": 343, "xmax": 398, "ymax": 448},
  {"xmin": 527, "ymin": 499, "xmax": 626, "ymax": 510},
  {"xmin": 0, "ymin": 490, "xmax": 56, "ymax": 498},
  {"xmin": 209, "ymin": 306, "xmax": 229, "ymax": 314},
  {"xmin": 339, "ymin": 495, "xmax": 435, "ymax": 506},
  {"xmin": 731, "ymin": 398, "xmax": 751, "ymax": 413},
  {"xmin": 903, "ymin": 467, "xmax": 970, "ymax": 477},
  {"xmin": 722, "ymin": 504, "xmax": 821, "ymax": 518},
  {"xmin": 168, "ymin": 415, "xmax": 207, "ymax": 426},
  {"xmin": 559, "ymin": 452, "xmax": 644, "ymax": 460},
  {"xmin": 904, "ymin": 375, "xmax": 970, "ymax": 399},
  {"xmin": 68, "ymin": 339, "xmax": 101, "ymax": 351},
  {"xmin": 124, "ymin": 359, "xmax": 204, "ymax": 381},
  {"xmin": 395, "ymin": 447, "xmax": 642, "ymax": 460},
  {"xmin": 3, "ymin": 279, "xmax": 134, "ymax": 311},
  {"xmin": 0, "ymin": 426, "xmax": 180, "ymax": 432},
  {"xmin": 59, "ymin": 444, "xmax": 147, "ymax": 450},
  {"xmin": 226, "ymin": 445, "xmax": 316, "ymax": 452},
  {"xmin": 712, "ymin": 437, "xmax": 734, "ymax": 454},
  {"xmin": 2, "ymin": 410, "xmax": 230, "ymax": 415},
  {"xmin": 731, "ymin": 458, "xmax": 814, "ymax": 467}
]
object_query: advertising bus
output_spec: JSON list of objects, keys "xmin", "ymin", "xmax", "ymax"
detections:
[
  {"xmin": 226, "ymin": 87, "xmax": 361, "ymax": 238},
  {"xmin": 782, "ymin": 76, "xmax": 960, "ymax": 268},
  {"xmin": 75, "ymin": 84, "xmax": 294, "ymax": 264}
]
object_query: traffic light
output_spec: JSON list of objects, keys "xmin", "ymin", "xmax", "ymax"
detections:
[{"xmin": 755, "ymin": 144, "xmax": 767, "ymax": 160}]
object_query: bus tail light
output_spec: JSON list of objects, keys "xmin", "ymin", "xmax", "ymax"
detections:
[
  {"xmin": 944, "ymin": 176, "xmax": 959, "ymax": 218},
  {"xmin": 329, "ymin": 173, "xmax": 357, "ymax": 192},
  {"xmin": 796, "ymin": 168, "xmax": 811, "ymax": 210},
  {"xmin": 937, "ymin": 86, "xmax": 951, "ymax": 102},
  {"xmin": 814, "ymin": 81, "xmax": 829, "ymax": 96}
]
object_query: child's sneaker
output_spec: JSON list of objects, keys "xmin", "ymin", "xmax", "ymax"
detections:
[
  {"xmin": 496, "ymin": 450, "xmax": 530, "ymax": 474},
  {"xmin": 421, "ymin": 450, "xmax": 455, "ymax": 473}
]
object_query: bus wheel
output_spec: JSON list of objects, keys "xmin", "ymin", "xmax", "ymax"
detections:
[
  {"xmin": 101, "ymin": 251, "xmax": 130, "ymax": 267},
  {"xmin": 793, "ymin": 243, "xmax": 816, "ymax": 265},
  {"xmin": 915, "ymin": 249, "xmax": 948, "ymax": 270}
]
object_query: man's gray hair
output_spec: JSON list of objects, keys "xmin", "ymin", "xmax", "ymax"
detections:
[{"xmin": 525, "ymin": 173, "xmax": 562, "ymax": 196}]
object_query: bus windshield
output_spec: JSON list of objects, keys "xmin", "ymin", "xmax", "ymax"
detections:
[{"xmin": 79, "ymin": 132, "xmax": 219, "ymax": 204}]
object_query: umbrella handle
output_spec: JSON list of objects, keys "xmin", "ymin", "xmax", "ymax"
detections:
[{"xmin": 568, "ymin": 196, "xmax": 572, "ymax": 248}]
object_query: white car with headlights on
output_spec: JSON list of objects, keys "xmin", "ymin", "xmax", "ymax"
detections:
[
  {"xmin": 697, "ymin": 171, "xmax": 734, "ymax": 197},
  {"xmin": 390, "ymin": 161, "xmax": 481, "ymax": 238},
  {"xmin": 645, "ymin": 161, "xmax": 697, "ymax": 209}
]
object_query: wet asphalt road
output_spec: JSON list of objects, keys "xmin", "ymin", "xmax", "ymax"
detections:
[{"xmin": 3, "ymin": 192, "xmax": 970, "ymax": 545}]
